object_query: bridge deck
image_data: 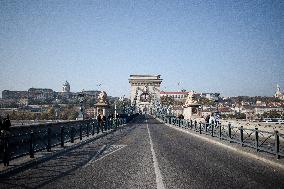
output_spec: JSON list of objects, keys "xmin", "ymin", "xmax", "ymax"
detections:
[{"xmin": 1, "ymin": 115, "xmax": 284, "ymax": 188}]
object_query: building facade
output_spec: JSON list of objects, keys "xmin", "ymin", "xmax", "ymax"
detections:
[
  {"xmin": 160, "ymin": 91, "xmax": 190, "ymax": 101},
  {"xmin": 129, "ymin": 75, "xmax": 162, "ymax": 113},
  {"xmin": 275, "ymin": 84, "xmax": 284, "ymax": 100}
]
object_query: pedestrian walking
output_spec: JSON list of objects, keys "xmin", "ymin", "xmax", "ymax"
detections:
[{"xmin": 2, "ymin": 115, "xmax": 11, "ymax": 166}]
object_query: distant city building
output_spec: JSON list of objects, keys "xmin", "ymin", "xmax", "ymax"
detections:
[
  {"xmin": 62, "ymin": 80, "xmax": 70, "ymax": 93},
  {"xmin": 254, "ymin": 106, "xmax": 284, "ymax": 115},
  {"xmin": 2, "ymin": 90, "xmax": 28, "ymax": 100},
  {"xmin": 82, "ymin": 90, "xmax": 100, "ymax": 98},
  {"xmin": 198, "ymin": 92, "xmax": 220, "ymax": 101},
  {"xmin": 275, "ymin": 84, "xmax": 284, "ymax": 100},
  {"xmin": 160, "ymin": 91, "xmax": 190, "ymax": 101},
  {"xmin": 28, "ymin": 88, "xmax": 54, "ymax": 100}
]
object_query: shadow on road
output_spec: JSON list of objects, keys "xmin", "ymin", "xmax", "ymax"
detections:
[{"xmin": 0, "ymin": 117, "xmax": 142, "ymax": 189}]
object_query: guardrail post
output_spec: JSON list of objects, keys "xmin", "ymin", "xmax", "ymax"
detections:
[
  {"xmin": 211, "ymin": 123, "xmax": 214, "ymax": 137},
  {"xmin": 275, "ymin": 130, "xmax": 280, "ymax": 159},
  {"xmin": 199, "ymin": 122, "xmax": 202, "ymax": 134},
  {"xmin": 80, "ymin": 124, "xmax": 82, "ymax": 140},
  {"xmin": 29, "ymin": 131, "xmax": 34, "ymax": 158},
  {"xmin": 86, "ymin": 122, "xmax": 89, "ymax": 137},
  {"xmin": 3, "ymin": 135, "xmax": 9, "ymax": 166},
  {"xmin": 92, "ymin": 121, "xmax": 95, "ymax": 135},
  {"xmin": 255, "ymin": 128, "xmax": 259, "ymax": 152},
  {"xmin": 240, "ymin": 126, "xmax": 244, "ymax": 146},
  {"xmin": 47, "ymin": 127, "xmax": 51, "ymax": 152},
  {"xmin": 61, "ymin": 126, "xmax": 64, "ymax": 147},
  {"xmin": 71, "ymin": 126, "xmax": 74, "ymax": 143},
  {"xmin": 219, "ymin": 123, "xmax": 222, "ymax": 140},
  {"xmin": 97, "ymin": 120, "xmax": 100, "ymax": 133},
  {"xmin": 228, "ymin": 123, "xmax": 232, "ymax": 142}
]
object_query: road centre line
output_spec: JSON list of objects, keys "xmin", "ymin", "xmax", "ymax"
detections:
[{"xmin": 146, "ymin": 119, "xmax": 166, "ymax": 189}]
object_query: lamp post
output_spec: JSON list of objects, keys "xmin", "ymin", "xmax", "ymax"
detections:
[{"xmin": 78, "ymin": 93, "xmax": 85, "ymax": 120}]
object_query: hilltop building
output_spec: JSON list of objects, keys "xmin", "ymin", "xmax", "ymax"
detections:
[
  {"xmin": 275, "ymin": 84, "xmax": 284, "ymax": 100},
  {"xmin": 62, "ymin": 80, "xmax": 70, "ymax": 93}
]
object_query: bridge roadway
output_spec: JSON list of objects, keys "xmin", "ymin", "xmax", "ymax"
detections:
[{"xmin": 1, "ymin": 115, "xmax": 284, "ymax": 189}]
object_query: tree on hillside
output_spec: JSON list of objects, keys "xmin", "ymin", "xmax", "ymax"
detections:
[{"xmin": 161, "ymin": 96, "xmax": 174, "ymax": 106}]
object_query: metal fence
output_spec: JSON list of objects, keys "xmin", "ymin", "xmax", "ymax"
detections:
[
  {"xmin": 0, "ymin": 114, "xmax": 137, "ymax": 166},
  {"xmin": 157, "ymin": 114, "xmax": 284, "ymax": 159}
]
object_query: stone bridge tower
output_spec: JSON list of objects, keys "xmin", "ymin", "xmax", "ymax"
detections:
[{"xmin": 129, "ymin": 75, "xmax": 162, "ymax": 113}]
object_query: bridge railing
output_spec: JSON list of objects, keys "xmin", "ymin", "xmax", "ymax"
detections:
[
  {"xmin": 156, "ymin": 114, "xmax": 283, "ymax": 159},
  {"xmin": 0, "ymin": 114, "xmax": 137, "ymax": 166}
]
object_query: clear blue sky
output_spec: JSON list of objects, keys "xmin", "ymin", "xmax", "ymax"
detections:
[{"xmin": 1, "ymin": 0, "xmax": 283, "ymax": 97}]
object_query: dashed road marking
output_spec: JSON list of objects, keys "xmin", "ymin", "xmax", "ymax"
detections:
[{"xmin": 95, "ymin": 145, "xmax": 127, "ymax": 162}]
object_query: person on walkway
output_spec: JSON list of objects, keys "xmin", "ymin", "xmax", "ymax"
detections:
[
  {"xmin": 2, "ymin": 115, "xmax": 11, "ymax": 166},
  {"xmin": 0, "ymin": 116, "xmax": 3, "ymax": 133},
  {"xmin": 209, "ymin": 113, "xmax": 216, "ymax": 125},
  {"xmin": 205, "ymin": 114, "xmax": 210, "ymax": 125},
  {"xmin": 2, "ymin": 115, "xmax": 11, "ymax": 133}
]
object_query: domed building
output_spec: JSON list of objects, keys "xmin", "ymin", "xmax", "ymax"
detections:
[
  {"xmin": 62, "ymin": 81, "xmax": 70, "ymax": 93},
  {"xmin": 275, "ymin": 84, "xmax": 284, "ymax": 100}
]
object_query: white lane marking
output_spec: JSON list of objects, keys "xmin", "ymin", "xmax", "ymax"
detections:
[
  {"xmin": 146, "ymin": 119, "xmax": 166, "ymax": 189},
  {"xmin": 160, "ymin": 119, "xmax": 284, "ymax": 170},
  {"xmin": 95, "ymin": 145, "xmax": 127, "ymax": 162},
  {"xmin": 83, "ymin": 145, "xmax": 107, "ymax": 168}
]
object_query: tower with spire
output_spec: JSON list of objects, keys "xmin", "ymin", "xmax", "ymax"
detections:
[{"xmin": 274, "ymin": 84, "xmax": 284, "ymax": 100}]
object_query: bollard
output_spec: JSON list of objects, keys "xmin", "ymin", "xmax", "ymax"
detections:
[
  {"xmin": 92, "ymin": 121, "xmax": 95, "ymax": 135},
  {"xmin": 205, "ymin": 123, "xmax": 208, "ymax": 133},
  {"xmin": 275, "ymin": 131, "xmax": 280, "ymax": 159},
  {"xmin": 199, "ymin": 122, "xmax": 202, "ymax": 134},
  {"xmin": 30, "ymin": 131, "xmax": 34, "ymax": 158},
  {"xmin": 71, "ymin": 126, "xmax": 74, "ymax": 143},
  {"xmin": 97, "ymin": 121, "xmax": 100, "ymax": 134},
  {"xmin": 61, "ymin": 126, "xmax": 64, "ymax": 147},
  {"xmin": 190, "ymin": 120, "xmax": 193, "ymax": 129},
  {"xmin": 168, "ymin": 117, "xmax": 171, "ymax": 125},
  {"xmin": 228, "ymin": 123, "xmax": 232, "ymax": 142},
  {"xmin": 255, "ymin": 128, "xmax": 259, "ymax": 152},
  {"xmin": 240, "ymin": 126, "xmax": 244, "ymax": 146},
  {"xmin": 211, "ymin": 123, "xmax": 214, "ymax": 137},
  {"xmin": 80, "ymin": 124, "xmax": 82, "ymax": 140},
  {"xmin": 178, "ymin": 119, "xmax": 181, "ymax": 127},
  {"xmin": 194, "ymin": 120, "xmax": 197, "ymax": 130},
  {"xmin": 219, "ymin": 123, "xmax": 222, "ymax": 140},
  {"xmin": 86, "ymin": 122, "xmax": 89, "ymax": 137},
  {"xmin": 47, "ymin": 127, "xmax": 51, "ymax": 152},
  {"xmin": 3, "ymin": 135, "xmax": 9, "ymax": 166}
]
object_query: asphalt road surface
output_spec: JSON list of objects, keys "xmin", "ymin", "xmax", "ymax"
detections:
[{"xmin": 1, "ymin": 115, "xmax": 284, "ymax": 189}]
